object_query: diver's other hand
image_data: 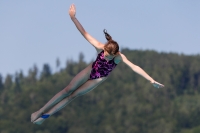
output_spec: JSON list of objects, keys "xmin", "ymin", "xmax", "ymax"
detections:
[
  {"xmin": 151, "ymin": 81, "xmax": 164, "ymax": 88},
  {"xmin": 69, "ymin": 4, "xmax": 76, "ymax": 18}
]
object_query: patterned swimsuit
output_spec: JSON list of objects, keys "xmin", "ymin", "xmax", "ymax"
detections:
[{"xmin": 89, "ymin": 50, "xmax": 117, "ymax": 80}]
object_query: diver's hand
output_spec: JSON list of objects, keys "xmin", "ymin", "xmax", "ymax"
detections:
[
  {"xmin": 151, "ymin": 81, "xmax": 164, "ymax": 88},
  {"xmin": 69, "ymin": 4, "xmax": 76, "ymax": 18}
]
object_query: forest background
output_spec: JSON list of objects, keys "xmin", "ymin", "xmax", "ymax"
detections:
[{"xmin": 0, "ymin": 48, "xmax": 200, "ymax": 133}]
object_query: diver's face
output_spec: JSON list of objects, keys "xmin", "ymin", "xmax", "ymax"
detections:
[{"xmin": 104, "ymin": 50, "xmax": 115, "ymax": 61}]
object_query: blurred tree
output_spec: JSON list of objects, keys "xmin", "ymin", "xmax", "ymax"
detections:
[
  {"xmin": 27, "ymin": 65, "xmax": 38, "ymax": 84},
  {"xmin": 4, "ymin": 74, "xmax": 12, "ymax": 89},
  {"xmin": 14, "ymin": 72, "xmax": 21, "ymax": 93},
  {"xmin": 79, "ymin": 52, "xmax": 84, "ymax": 63},
  {"xmin": 56, "ymin": 57, "xmax": 61, "ymax": 72},
  {"xmin": 0, "ymin": 74, "xmax": 4, "ymax": 91},
  {"xmin": 78, "ymin": 52, "xmax": 87, "ymax": 72},
  {"xmin": 66, "ymin": 59, "xmax": 75, "ymax": 76},
  {"xmin": 40, "ymin": 63, "xmax": 52, "ymax": 80}
]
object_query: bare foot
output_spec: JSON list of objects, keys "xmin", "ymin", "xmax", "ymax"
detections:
[
  {"xmin": 33, "ymin": 118, "xmax": 46, "ymax": 125},
  {"xmin": 31, "ymin": 111, "xmax": 42, "ymax": 122}
]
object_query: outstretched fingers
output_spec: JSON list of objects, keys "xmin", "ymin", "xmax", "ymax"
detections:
[{"xmin": 152, "ymin": 81, "xmax": 164, "ymax": 88}]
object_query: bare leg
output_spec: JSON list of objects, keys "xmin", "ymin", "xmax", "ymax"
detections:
[
  {"xmin": 31, "ymin": 63, "xmax": 92, "ymax": 122},
  {"xmin": 33, "ymin": 77, "xmax": 107, "ymax": 125}
]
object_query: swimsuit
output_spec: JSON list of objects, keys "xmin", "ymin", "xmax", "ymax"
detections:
[{"xmin": 89, "ymin": 50, "xmax": 117, "ymax": 79}]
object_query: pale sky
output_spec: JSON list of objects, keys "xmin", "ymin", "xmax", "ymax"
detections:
[{"xmin": 0, "ymin": 0, "xmax": 200, "ymax": 77}]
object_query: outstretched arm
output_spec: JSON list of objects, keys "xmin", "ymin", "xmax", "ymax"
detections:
[
  {"xmin": 119, "ymin": 53, "xmax": 164, "ymax": 88},
  {"xmin": 69, "ymin": 4, "xmax": 104, "ymax": 52}
]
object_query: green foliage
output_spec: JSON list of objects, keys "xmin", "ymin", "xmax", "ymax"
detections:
[
  {"xmin": 0, "ymin": 48, "xmax": 200, "ymax": 133},
  {"xmin": 0, "ymin": 74, "xmax": 4, "ymax": 91}
]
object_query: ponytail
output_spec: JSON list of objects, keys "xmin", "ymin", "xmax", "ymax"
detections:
[{"xmin": 103, "ymin": 29, "xmax": 112, "ymax": 41}]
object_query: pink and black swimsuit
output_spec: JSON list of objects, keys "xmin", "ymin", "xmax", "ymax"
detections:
[{"xmin": 89, "ymin": 50, "xmax": 118, "ymax": 80}]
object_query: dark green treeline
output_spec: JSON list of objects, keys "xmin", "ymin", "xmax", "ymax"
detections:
[{"xmin": 0, "ymin": 48, "xmax": 200, "ymax": 133}]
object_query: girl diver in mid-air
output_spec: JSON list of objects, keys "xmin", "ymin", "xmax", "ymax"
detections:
[{"xmin": 31, "ymin": 4, "xmax": 164, "ymax": 125}]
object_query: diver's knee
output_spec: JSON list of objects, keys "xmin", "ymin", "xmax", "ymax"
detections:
[{"xmin": 62, "ymin": 86, "xmax": 74, "ymax": 95}]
